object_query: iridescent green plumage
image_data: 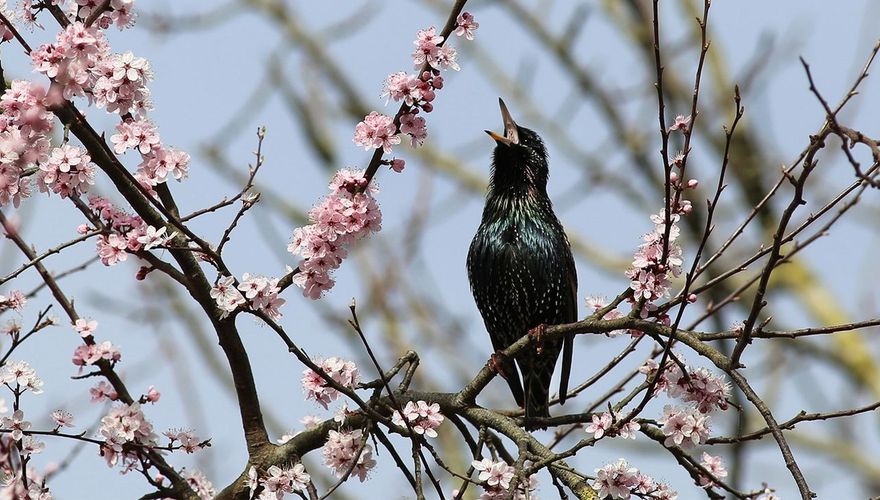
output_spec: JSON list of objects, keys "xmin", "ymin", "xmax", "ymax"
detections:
[{"xmin": 467, "ymin": 100, "xmax": 578, "ymax": 428}]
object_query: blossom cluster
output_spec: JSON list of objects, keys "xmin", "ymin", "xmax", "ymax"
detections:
[
  {"xmin": 287, "ymin": 169, "xmax": 381, "ymax": 298},
  {"xmin": 471, "ymin": 458, "xmax": 537, "ymax": 500},
  {"xmin": 0, "ymin": 80, "xmax": 55, "ymax": 207},
  {"xmin": 32, "ymin": 21, "xmax": 150, "ymax": 113},
  {"xmin": 90, "ymin": 380, "xmax": 118, "ymax": 402},
  {"xmin": 638, "ymin": 356, "xmax": 729, "ymax": 449},
  {"xmin": 665, "ymin": 364, "xmax": 730, "ymax": 413},
  {"xmin": 585, "ymin": 295, "xmax": 625, "ymax": 336},
  {"xmin": 321, "ymin": 429, "xmax": 376, "ymax": 481},
  {"xmin": 111, "ymin": 117, "xmax": 191, "ymax": 189},
  {"xmin": 391, "ymin": 400, "xmax": 444, "ymax": 438},
  {"xmin": 72, "ymin": 341, "xmax": 122, "ymax": 371},
  {"xmin": 98, "ymin": 402, "xmax": 158, "ymax": 467},
  {"xmin": 1, "ymin": 409, "xmax": 32, "ymax": 440},
  {"xmin": 585, "ymin": 411, "xmax": 640, "ymax": 440},
  {"xmin": 301, "ymin": 357, "xmax": 360, "ymax": 409},
  {"xmin": 164, "ymin": 428, "xmax": 206, "ymax": 454},
  {"xmin": 211, "ymin": 273, "xmax": 286, "ymax": 320},
  {"xmin": 698, "ymin": 453, "xmax": 728, "ymax": 489},
  {"xmin": 37, "ymin": 143, "xmax": 97, "ymax": 199},
  {"xmin": 9, "ymin": 5, "xmax": 190, "ymax": 206},
  {"xmin": 87, "ymin": 195, "xmax": 144, "ymax": 265},
  {"xmin": 247, "ymin": 463, "xmax": 311, "ymax": 499},
  {"xmin": 183, "ymin": 469, "xmax": 216, "ymax": 500},
  {"xmin": 0, "ymin": 434, "xmax": 51, "ymax": 499},
  {"xmin": 291, "ymin": 13, "xmax": 478, "ymax": 297},
  {"xmin": 639, "ymin": 357, "xmax": 731, "ymax": 413},
  {"xmin": 592, "ymin": 459, "xmax": 677, "ymax": 500},
  {"xmin": 657, "ymin": 404, "xmax": 711, "ymax": 449},
  {"xmin": 624, "ymin": 125, "xmax": 698, "ymax": 318},
  {"xmin": 625, "ymin": 210, "xmax": 685, "ymax": 306},
  {"xmin": 85, "ymin": 195, "xmax": 174, "ymax": 267},
  {"xmin": 355, "ymin": 13, "xmax": 477, "ymax": 162},
  {"xmin": 0, "ymin": 360, "xmax": 44, "ymax": 394}
]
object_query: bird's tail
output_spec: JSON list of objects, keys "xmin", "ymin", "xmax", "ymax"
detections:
[{"xmin": 521, "ymin": 351, "xmax": 557, "ymax": 430}]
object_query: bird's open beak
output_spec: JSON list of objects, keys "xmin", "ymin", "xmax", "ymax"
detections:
[{"xmin": 485, "ymin": 98, "xmax": 519, "ymax": 146}]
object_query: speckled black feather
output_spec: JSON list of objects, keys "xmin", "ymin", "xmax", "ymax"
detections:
[{"xmin": 467, "ymin": 116, "xmax": 577, "ymax": 428}]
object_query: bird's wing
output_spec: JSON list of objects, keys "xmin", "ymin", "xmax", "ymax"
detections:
[
  {"xmin": 467, "ymin": 233, "xmax": 526, "ymax": 407},
  {"xmin": 558, "ymin": 239, "xmax": 578, "ymax": 405}
]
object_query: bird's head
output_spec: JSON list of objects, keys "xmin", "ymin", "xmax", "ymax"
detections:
[{"xmin": 485, "ymin": 98, "xmax": 549, "ymax": 193}]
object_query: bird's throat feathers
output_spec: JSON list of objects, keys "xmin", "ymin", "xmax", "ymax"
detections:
[{"xmin": 489, "ymin": 156, "xmax": 549, "ymax": 199}]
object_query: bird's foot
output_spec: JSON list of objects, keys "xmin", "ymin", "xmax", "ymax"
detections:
[
  {"xmin": 489, "ymin": 351, "xmax": 512, "ymax": 381},
  {"xmin": 528, "ymin": 324, "xmax": 548, "ymax": 354}
]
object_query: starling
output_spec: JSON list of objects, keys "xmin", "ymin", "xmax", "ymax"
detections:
[{"xmin": 467, "ymin": 99, "xmax": 578, "ymax": 427}]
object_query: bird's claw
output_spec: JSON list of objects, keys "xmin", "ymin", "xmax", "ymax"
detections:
[
  {"xmin": 529, "ymin": 324, "xmax": 547, "ymax": 354},
  {"xmin": 489, "ymin": 352, "xmax": 511, "ymax": 381}
]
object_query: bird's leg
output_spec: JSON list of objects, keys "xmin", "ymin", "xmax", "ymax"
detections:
[{"xmin": 528, "ymin": 323, "xmax": 547, "ymax": 355}]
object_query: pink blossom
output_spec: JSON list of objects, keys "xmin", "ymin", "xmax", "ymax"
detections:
[
  {"xmin": 302, "ymin": 357, "xmax": 359, "ymax": 409},
  {"xmin": 652, "ymin": 356, "xmax": 730, "ymax": 413},
  {"xmin": 390, "ymin": 158, "xmax": 405, "ymax": 173},
  {"xmin": 211, "ymin": 275, "xmax": 246, "ymax": 317},
  {"xmin": 111, "ymin": 118, "xmax": 159, "ymax": 154},
  {"xmin": 668, "ymin": 114, "xmax": 691, "ymax": 133},
  {"xmin": 472, "ymin": 458, "xmax": 514, "ymax": 490},
  {"xmin": 37, "ymin": 144, "xmax": 96, "ymax": 198},
  {"xmin": 288, "ymin": 169, "xmax": 382, "ymax": 299},
  {"xmin": 0, "ymin": 410, "xmax": 31, "ymax": 440},
  {"xmin": 292, "ymin": 268, "xmax": 335, "ymax": 300},
  {"xmin": 165, "ymin": 428, "xmax": 205, "ymax": 453},
  {"xmin": 182, "ymin": 470, "xmax": 215, "ymax": 500},
  {"xmin": 237, "ymin": 273, "xmax": 286, "ymax": 320},
  {"xmin": 698, "ymin": 452, "xmax": 728, "ymax": 488},
  {"xmin": 353, "ymin": 111, "xmax": 400, "ymax": 153},
  {"xmin": 0, "ymin": 290, "xmax": 26, "ymax": 312},
  {"xmin": 382, "ymin": 72, "xmax": 422, "ymax": 106},
  {"xmin": 585, "ymin": 295, "xmax": 625, "ymax": 336},
  {"xmin": 592, "ymin": 459, "xmax": 640, "ymax": 499},
  {"xmin": 108, "ymin": 0, "xmax": 137, "ymax": 30},
  {"xmin": 433, "ymin": 45, "xmax": 460, "ymax": 71},
  {"xmin": 322, "ymin": 429, "xmax": 375, "ymax": 481},
  {"xmin": 658, "ymin": 404, "xmax": 711, "ymax": 448},
  {"xmin": 618, "ymin": 419, "xmax": 641, "ymax": 440},
  {"xmin": 399, "ymin": 111, "xmax": 428, "ymax": 147},
  {"xmin": 136, "ymin": 146, "xmax": 191, "ymax": 184},
  {"xmin": 260, "ymin": 463, "xmax": 311, "ymax": 495},
  {"xmin": 454, "ymin": 12, "xmax": 479, "ymax": 40},
  {"xmin": 412, "ymin": 27, "xmax": 443, "ymax": 68},
  {"xmin": 639, "ymin": 359, "xmax": 660, "ymax": 376},
  {"xmin": 20, "ymin": 436, "xmax": 44, "ymax": 457},
  {"xmin": 74, "ymin": 341, "xmax": 122, "ymax": 371},
  {"xmin": 625, "ymin": 209, "xmax": 686, "ymax": 304},
  {"xmin": 136, "ymin": 225, "xmax": 174, "ymax": 250},
  {"xmin": 585, "ymin": 412, "xmax": 612, "ymax": 439},
  {"xmin": 0, "ymin": 360, "xmax": 43, "ymax": 393},
  {"xmin": 96, "ymin": 233, "xmax": 128, "ymax": 266},
  {"xmin": 51, "ymin": 410, "xmax": 75, "ymax": 428},
  {"xmin": 0, "ymin": 81, "xmax": 53, "ymax": 136},
  {"xmin": 391, "ymin": 400, "xmax": 444, "ymax": 438},
  {"xmin": 99, "ymin": 402, "xmax": 157, "ymax": 468},
  {"xmin": 679, "ymin": 366, "xmax": 731, "ymax": 413},
  {"xmin": 90, "ymin": 380, "xmax": 119, "ymax": 403},
  {"xmin": 73, "ymin": 318, "xmax": 98, "ymax": 337},
  {"xmin": 144, "ymin": 385, "xmax": 161, "ymax": 404}
]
